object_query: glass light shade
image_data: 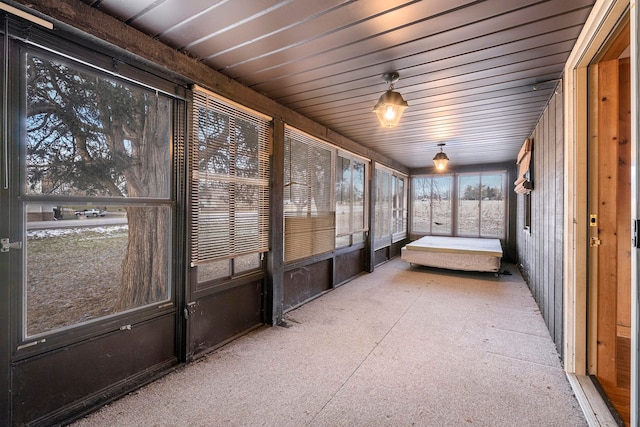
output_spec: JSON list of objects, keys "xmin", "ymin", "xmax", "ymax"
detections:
[
  {"xmin": 433, "ymin": 151, "xmax": 449, "ymax": 171},
  {"xmin": 373, "ymin": 89, "xmax": 408, "ymax": 128}
]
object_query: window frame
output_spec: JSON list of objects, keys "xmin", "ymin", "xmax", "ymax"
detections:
[
  {"xmin": 15, "ymin": 40, "xmax": 185, "ymax": 345},
  {"xmin": 411, "ymin": 171, "xmax": 507, "ymax": 239},
  {"xmin": 374, "ymin": 164, "xmax": 407, "ymax": 250},
  {"xmin": 456, "ymin": 171, "xmax": 506, "ymax": 239},
  {"xmin": 335, "ymin": 151, "xmax": 369, "ymax": 249},
  {"xmin": 411, "ymin": 174, "xmax": 454, "ymax": 235}
]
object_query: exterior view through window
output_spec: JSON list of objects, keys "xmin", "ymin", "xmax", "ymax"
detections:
[
  {"xmin": 412, "ymin": 175, "xmax": 453, "ymax": 235},
  {"xmin": 412, "ymin": 172, "xmax": 506, "ymax": 238},
  {"xmin": 374, "ymin": 166, "xmax": 407, "ymax": 249},
  {"xmin": 24, "ymin": 52, "xmax": 174, "ymax": 337},
  {"xmin": 335, "ymin": 154, "xmax": 367, "ymax": 248},
  {"xmin": 457, "ymin": 173, "xmax": 505, "ymax": 238}
]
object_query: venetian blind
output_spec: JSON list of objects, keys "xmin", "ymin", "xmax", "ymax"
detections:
[
  {"xmin": 284, "ymin": 126, "xmax": 335, "ymax": 263},
  {"xmin": 190, "ymin": 86, "xmax": 271, "ymax": 266}
]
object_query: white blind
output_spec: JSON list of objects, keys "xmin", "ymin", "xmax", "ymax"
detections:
[
  {"xmin": 190, "ymin": 87, "xmax": 271, "ymax": 266},
  {"xmin": 284, "ymin": 126, "xmax": 335, "ymax": 263}
]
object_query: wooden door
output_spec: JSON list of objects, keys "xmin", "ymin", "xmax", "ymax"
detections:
[{"xmin": 589, "ymin": 55, "xmax": 631, "ymax": 425}]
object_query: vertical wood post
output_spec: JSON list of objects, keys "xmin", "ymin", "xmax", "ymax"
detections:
[
  {"xmin": 265, "ymin": 119, "xmax": 284, "ymax": 325},
  {"xmin": 366, "ymin": 161, "xmax": 376, "ymax": 272}
]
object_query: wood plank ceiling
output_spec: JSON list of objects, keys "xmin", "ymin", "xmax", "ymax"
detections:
[{"xmin": 80, "ymin": 0, "xmax": 595, "ymax": 169}]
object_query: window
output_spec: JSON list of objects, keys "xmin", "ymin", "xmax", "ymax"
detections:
[
  {"xmin": 374, "ymin": 165, "xmax": 407, "ymax": 249},
  {"xmin": 392, "ymin": 175, "xmax": 407, "ymax": 240},
  {"xmin": 24, "ymin": 50, "xmax": 178, "ymax": 336},
  {"xmin": 284, "ymin": 127, "xmax": 335, "ymax": 262},
  {"xmin": 411, "ymin": 172, "xmax": 506, "ymax": 238},
  {"xmin": 336, "ymin": 153, "xmax": 368, "ymax": 248},
  {"xmin": 412, "ymin": 175, "xmax": 453, "ymax": 235},
  {"xmin": 190, "ymin": 87, "xmax": 271, "ymax": 285},
  {"xmin": 457, "ymin": 172, "xmax": 505, "ymax": 238}
]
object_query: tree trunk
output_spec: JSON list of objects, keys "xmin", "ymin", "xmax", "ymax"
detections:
[
  {"xmin": 115, "ymin": 93, "xmax": 172, "ymax": 310},
  {"xmin": 116, "ymin": 206, "xmax": 169, "ymax": 310}
]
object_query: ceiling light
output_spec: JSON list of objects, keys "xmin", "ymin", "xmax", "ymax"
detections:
[
  {"xmin": 433, "ymin": 143, "xmax": 449, "ymax": 171},
  {"xmin": 372, "ymin": 72, "xmax": 408, "ymax": 128}
]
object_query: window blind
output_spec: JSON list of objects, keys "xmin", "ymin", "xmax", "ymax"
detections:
[
  {"xmin": 284, "ymin": 126, "xmax": 335, "ymax": 263},
  {"xmin": 514, "ymin": 138, "xmax": 533, "ymax": 194},
  {"xmin": 190, "ymin": 87, "xmax": 271, "ymax": 267}
]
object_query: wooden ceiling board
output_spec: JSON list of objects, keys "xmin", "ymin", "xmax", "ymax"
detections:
[
  {"xmin": 252, "ymin": 22, "xmax": 585, "ymax": 97},
  {"xmin": 317, "ymin": 100, "xmax": 549, "ymax": 132},
  {"xmin": 203, "ymin": 0, "xmax": 482, "ymax": 76},
  {"xmin": 272, "ymin": 40, "xmax": 575, "ymax": 108},
  {"xmin": 299, "ymin": 78, "xmax": 553, "ymax": 118},
  {"xmin": 130, "ymin": 0, "xmax": 231, "ymax": 37},
  {"xmin": 77, "ymin": 0, "xmax": 595, "ymax": 168},
  {"xmin": 156, "ymin": 0, "xmax": 289, "ymax": 49},
  {"xmin": 219, "ymin": 0, "xmax": 591, "ymax": 84},
  {"xmin": 86, "ymin": 0, "xmax": 155, "ymax": 22},
  {"xmin": 195, "ymin": 0, "xmax": 416, "ymax": 67},
  {"xmin": 218, "ymin": 0, "xmax": 542, "ymax": 81},
  {"xmin": 285, "ymin": 56, "xmax": 566, "ymax": 115}
]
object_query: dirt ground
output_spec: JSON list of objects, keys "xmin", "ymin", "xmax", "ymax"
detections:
[{"xmin": 26, "ymin": 225, "xmax": 128, "ymax": 336}]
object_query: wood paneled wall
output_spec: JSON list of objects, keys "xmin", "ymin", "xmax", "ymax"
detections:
[{"xmin": 516, "ymin": 84, "xmax": 564, "ymax": 356}]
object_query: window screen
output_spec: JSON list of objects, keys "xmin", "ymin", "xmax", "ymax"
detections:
[
  {"xmin": 392, "ymin": 175, "xmax": 407, "ymax": 241},
  {"xmin": 336, "ymin": 153, "xmax": 368, "ymax": 248},
  {"xmin": 374, "ymin": 165, "xmax": 407, "ymax": 250},
  {"xmin": 458, "ymin": 172, "xmax": 505, "ymax": 238},
  {"xmin": 411, "ymin": 175, "xmax": 453, "ymax": 235}
]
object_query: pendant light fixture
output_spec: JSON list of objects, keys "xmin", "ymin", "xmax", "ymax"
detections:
[
  {"xmin": 433, "ymin": 143, "xmax": 449, "ymax": 171},
  {"xmin": 372, "ymin": 72, "xmax": 408, "ymax": 128}
]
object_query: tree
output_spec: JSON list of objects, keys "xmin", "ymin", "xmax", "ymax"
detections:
[{"xmin": 26, "ymin": 55, "xmax": 171, "ymax": 310}]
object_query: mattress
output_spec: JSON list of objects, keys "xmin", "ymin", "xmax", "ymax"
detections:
[{"xmin": 401, "ymin": 236, "xmax": 502, "ymax": 272}]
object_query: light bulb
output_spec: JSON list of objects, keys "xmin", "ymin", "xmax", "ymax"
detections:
[{"xmin": 384, "ymin": 106, "xmax": 396, "ymax": 120}]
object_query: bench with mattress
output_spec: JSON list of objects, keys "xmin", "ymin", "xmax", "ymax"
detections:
[{"xmin": 401, "ymin": 236, "xmax": 503, "ymax": 273}]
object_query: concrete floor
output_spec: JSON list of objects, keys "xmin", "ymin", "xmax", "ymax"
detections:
[{"xmin": 73, "ymin": 258, "xmax": 587, "ymax": 427}]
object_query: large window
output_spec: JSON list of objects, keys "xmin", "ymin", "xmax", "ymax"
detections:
[
  {"xmin": 412, "ymin": 175, "xmax": 453, "ymax": 235},
  {"xmin": 190, "ymin": 87, "xmax": 271, "ymax": 285},
  {"xmin": 374, "ymin": 166, "xmax": 407, "ymax": 249},
  {"xmin": 336, "ymin": 153, "xmax": 368, "ymax": 248},
  {"xmin": 284, "ymin": 127, "xmax": 335, "ymax": 262},
  {"xmin": 411, "ymin": 171, "xmax": 506, "ymax": 238},
  {"xmin": 457, "ymin": 172, "xmax": 505, "ymax": 238},
  {"xmin": 24, "ymin": 50, "xmax": 177, "ymax": 336}
]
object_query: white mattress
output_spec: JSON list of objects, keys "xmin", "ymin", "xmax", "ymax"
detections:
[{"xmin": 401, "ymin": 236, "xmax": 502, "ymax": 272}]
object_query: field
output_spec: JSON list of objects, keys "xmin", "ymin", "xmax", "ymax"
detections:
[
  {"xmin": 412, "ymin": 199, "xmax": 504, "ymax": 237},
  {"xmin": 26, "ymin": 226, "xmax": 128, "ymax": 336},
  {"xmin": 24, "ymin": 199, "xmax": 504, "ymax": 336}
]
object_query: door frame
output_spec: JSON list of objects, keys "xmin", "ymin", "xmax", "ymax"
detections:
[{"xmin": 564, "ymin": 0, "xmax": 638, "ymax": 424}]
